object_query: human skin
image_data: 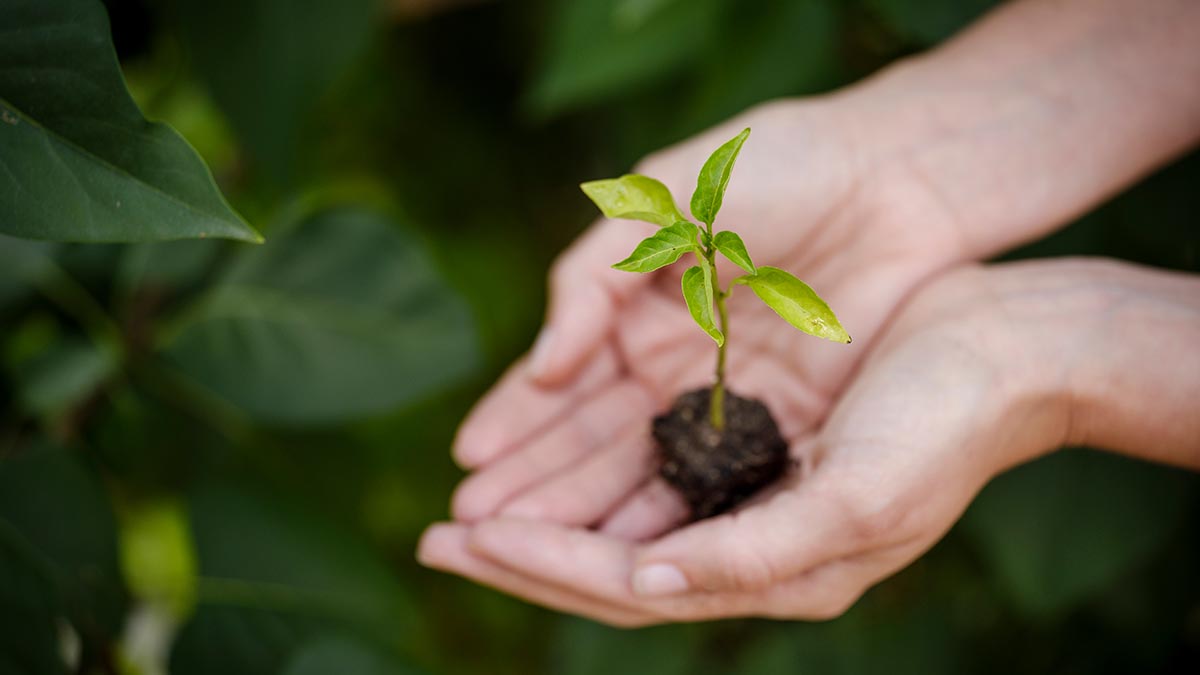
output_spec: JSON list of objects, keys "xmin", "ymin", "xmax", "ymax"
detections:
[
  {"xmin": 420, "ymin": 0, "xmax": 1200, "ymax": 624},
  {"xmin": 421, "ymin": 259, "xmax": 1200, "ymax": 625}
]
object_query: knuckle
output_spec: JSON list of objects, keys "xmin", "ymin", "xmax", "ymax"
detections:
[{"xmin": 716, "ymin": 542, "xmax": 778, "ymax": 593}]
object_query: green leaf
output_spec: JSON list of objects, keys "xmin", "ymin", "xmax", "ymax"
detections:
[
  {"xmin": 171, "ymin": 0, "xmax": 374, "ymax": 185},
  {"xmin": 681, "ymin": 265, "xmax": 722, "ymax": 346},
  {"xmin": 12, "ymin": 338, "xmax": 117, "ymax": 416},
  {"xmin": 581, "ymin": 175, "xmax": 689, "ymax": 227},
  {"xmin": 283, "ymin": 635, "xmax": 427, "ymax": 675},
  {"xmin": 682, "ymin": 0, "xmax": 838, "ymax": 132},
  {"xmin": 690, "ymin": 127, "xmax": 750, "ymax": 226},
  {"xmin": 0, "ymin": 442, "xmax": 128, "ymax": 661},
  {"xmin": 612, "ymin": 221, "xmax": 699, "ymax": 272},
  {"xmin": 745, "ymin": 266, "xmax": 849, "ymax": 343},
  {"xmin": 712, "ymin": 231, "xmax": 756, "ymax": 274},
  {"xmin": 161, "ymin": 206, "xmax": 479, "ymax": 425},
  {"xmin": 169, "ymin": 482, "xmax": 421, "ymax": 675},
  {"xmin": 0, "ymin": 0, "xmax": 260, "ymax": 243},
  {"xmin": 960, "ymin": 449, "xmax": 1195, "ymax": 617},
  {"xmin": 525, "ymin": 0, "xmax": 720, "ymax": 118},
  {"xmin": 0, "ymin": 524, "xmax": 66, "ymax": 675},
  {"xmin": 865, "ymin": 0, "xmax": 998, "ymax": 45}
]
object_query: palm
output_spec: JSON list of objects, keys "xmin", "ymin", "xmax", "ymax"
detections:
[{"xmin": 448, "ymin": 99, "xmax": 966, "ymax": 537}]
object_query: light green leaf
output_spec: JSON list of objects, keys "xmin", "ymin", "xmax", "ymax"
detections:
[
  {"xmin": 713, "ymin": 231, "xmax": 756, "ymax": 274},
  {"xmin": 690, "ymin": 127, "xmax": 750, "ymax": 226},
  {"xmin": 745, "ymin": 266, "xmax": 849, "ymax": 343},
  {"xmin": 171, "ymin": 0, "xmax": 374, "ymax": 185},
  {"xmin": 613, "ymin": 221, "xmax": 699, "ymax": 272},
  {"xmin": 0, "ymin": 0, "xmax": 260, "ymax": 243},
  {"xmin": 161, "ymin": 207, "xmax": 479, "ymax": 425},
  {"xmin": 681, "ymin": 265, "xmax": 722, "ymax": 346},
  {"xmin": 581, "ymin": 175, "xmax": 689, "ymax": 227}
]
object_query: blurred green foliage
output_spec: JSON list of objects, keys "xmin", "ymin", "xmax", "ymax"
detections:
[{"xmin": 1, "ymin": 0, "xmax": 1197, "ymax": 674}]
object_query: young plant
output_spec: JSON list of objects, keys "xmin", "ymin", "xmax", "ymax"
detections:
[{"xmin": 581, "ymin": 128, "xmax": 850, "ymax": 431}]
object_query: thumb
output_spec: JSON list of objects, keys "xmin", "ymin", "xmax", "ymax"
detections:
[
  {"xmin": 629, "ymin": 484, "xmax": 855, "ymax": 596},
  {"xmin": 529, "ymin": 218, "xmax": 657, "ymax": 385}
]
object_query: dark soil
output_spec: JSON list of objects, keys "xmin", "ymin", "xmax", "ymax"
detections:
[{"xmin": 652, "ymin": 387, "xmax": 790, "ymax": 520}]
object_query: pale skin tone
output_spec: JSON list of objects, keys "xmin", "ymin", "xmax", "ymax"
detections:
[{"xmin": 418, "ymin": 0, "xmax": 1200, "ymax": 625}]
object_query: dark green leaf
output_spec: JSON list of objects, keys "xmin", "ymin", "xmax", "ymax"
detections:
[
  {"xmin": 0, "ymin": 442, "xmax": 127, "ymax": 660},
  {"xmin": 0, "ymin": 524, "xmax": 66, "ymax": 675},
  {"xmin": 745, "ymin": 266, "xmax": 849, "ymax": 343},
  {"xmin": 612, "ymin": 221, "xmax": 699, "ymax": 272},
  {"xmin": 961, "ymin": 449, "xmax": 1195, "ymax": 617},
  {"xmin": 525, "ymin": 0, "xmax": 720, "ymax": 118},
  {"xmin": 161, "ymin": 207, "xmax": 479, "ymax": 425},
  {"xmin": 683, "ymin": 0, "xmax": 838, "ymax": 131},
  {"xmin": 690, "ymin": 128, "xmax": 750, "ymax": 226},
  {"xmin": 12, "ymin": 338, "xmax": 117, "ymax": 416},
  {"xmin": 0, "ymin": 0, "xmax": 260, "ymax": 243},
  {"xmin": 581, "ymin": 175, "xmax": 689, "ymax": 227},
  {"xmin": 865, "ymin": 0, "xmax": 998, "ymax": 45},
  {"xmin": 0, "ymin": 235, "xmax": 56, "ymax": 312},
  {"xmin": 172, "ymin": 0, "xmax": 375, "ymax": 185},
  {"xmin": 170, "ymin": 483, "xmax": 421, "ymax": 675},
  {"xmin": 712, "ymin": 230, "xmax": 755, "ymax": 274},
  {"xmin": 283, "ymin": 635, "xmax": 427, "ymax": 675},
  {"xmin": 552, "ymin": 618, "xmax": 702, "ymax": 675},
  {"xmin": 681, "ymin": 265, "xmax": 722, "ymax": 346}
]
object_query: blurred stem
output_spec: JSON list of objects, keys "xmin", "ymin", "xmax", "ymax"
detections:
[
  {"xmin": 703, "ymin": 223, "xmax": 728, "ymax": 431},
  {"xmin": 34, "ymin": 260, "xmax": 124, "ymax": 360}
]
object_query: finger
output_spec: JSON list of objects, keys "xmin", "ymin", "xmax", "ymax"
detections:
[
  {"xmin": 417, "ymin": 522, "xmax": 655, "ymax": 627},
  {"xmin": 454, "ymin": 344, "xmax": 621, "ymax": 469},
  {"xmin": 468, "ymin": 517, "xmax": 848, "ymax": 622},
  {"xmin": 451, "ymin": 381, "xmax": 652, "ymax": 522},
  {"xmin": 530, "ymin": 218, "xmax": 657, "ymax": 385},
  {"xmin": 597, "ymin": 479, "xmax": 690, "ymax": 542},
  {"xmin": 629, "ymin": 478, "xmax": 859, "ymax": 596},
  {"xmin": 498, "ymin": 427, "xmax": 655, "ymax": 525}
]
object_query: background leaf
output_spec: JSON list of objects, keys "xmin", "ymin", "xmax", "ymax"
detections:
[
  {"xmin": 0, "ymin": 442, "xmax": 127, "ymax": 667},
  {"xmin": 282, "ymin": 635, "xmax": 427, "ymax": 675},
  {"xmin": 712, "ymin": 231, "xmax": 755, "ymax": 275},
  {"xmin": 525, "ymin": 0, "xmax": 721, "ymax": 118},
  {"xmin": 961, "ymin": 449, "xmax": 1195, "ymax": 617},
  {"xmin": 613, "ymin": 221, "xmax": 699, "ymax": 272},
  {"xmin": 170, "ymin": 482, "xmax": 421, "ymax": 675},
  {"xmin": 864, "ymin": 0, "xmax": 999, "ymax": 45},
  {"xmin": 690, "ymin": 128, "xmax": 750, "ymax": 226},
  {"xmin": 581, "ymin": 175, "xmax": 690, "ymax": 227},
  {"xmin": 161, "ymin": 206, "xmax": 479, "ymax": 425},
  {"xmin": 681, "ymin": 265, "xmax": 722, "ymax": 346},
  {"xmin": 0, "ymin": 0, "xmax": 259, "ymax": 243},
  {"xmin": 171, "ymin": 0, "xmax": 376, "ymax": 186},
  {"xmin": 745, "ymin": 266, "xmax": 849, "ymax": 343}
]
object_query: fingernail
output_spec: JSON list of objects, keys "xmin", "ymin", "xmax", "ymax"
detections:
[
  {"xmin": 528, "ymin": 327, "xmax": 555, "ymax": 379},
  {"xmin": 632, "ymin": 563, "xmax": 689, "ymax": 597}
]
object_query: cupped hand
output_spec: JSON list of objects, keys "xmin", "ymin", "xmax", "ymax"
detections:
[
  {"xmin": 446, "ymin": 97, "xmax": 971, "ymax": 528},
  {"xmin": 419, "ymin": 259, "xmax": 1104, "ymax": 625}
]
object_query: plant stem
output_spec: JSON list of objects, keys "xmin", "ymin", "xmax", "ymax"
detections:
[{"xmin": 703, "ymin": 225, "xmax": 730, "ymax": 431}]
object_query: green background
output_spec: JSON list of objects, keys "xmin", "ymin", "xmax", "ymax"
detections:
[{"xmin": 1, "ymin": 0, "xmax": 1198, "ymax": 673}]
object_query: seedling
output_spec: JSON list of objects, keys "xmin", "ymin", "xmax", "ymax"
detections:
[
  {"xmin": 580, "ymin": 129, "xmax": 850, "ymax": 514},
  {"xmin": 583, "ymin": 128, "xmax": 849, "ymax": 424},
  {"xmin": 581, "ymin": 128, "xmax": 850, "ymax": 517}
]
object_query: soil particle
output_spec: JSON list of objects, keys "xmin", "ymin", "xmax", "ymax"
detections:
[{"xmin": 652, "ymin": 387, "xmax": 789, "ymax": 520}]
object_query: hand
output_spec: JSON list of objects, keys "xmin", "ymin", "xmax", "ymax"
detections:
[
  {"xmin": 420, "ymin": 259, "xmax": 1200, "ymax": 625},
  {"xmin": 446, "ymin": 96, "xmax": 971, "ymax": 533}
]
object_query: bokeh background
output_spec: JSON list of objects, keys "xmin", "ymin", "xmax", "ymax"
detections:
[{"xmin": 2, "ymin": 0, "xmax": 1199, "ymax": 673}]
